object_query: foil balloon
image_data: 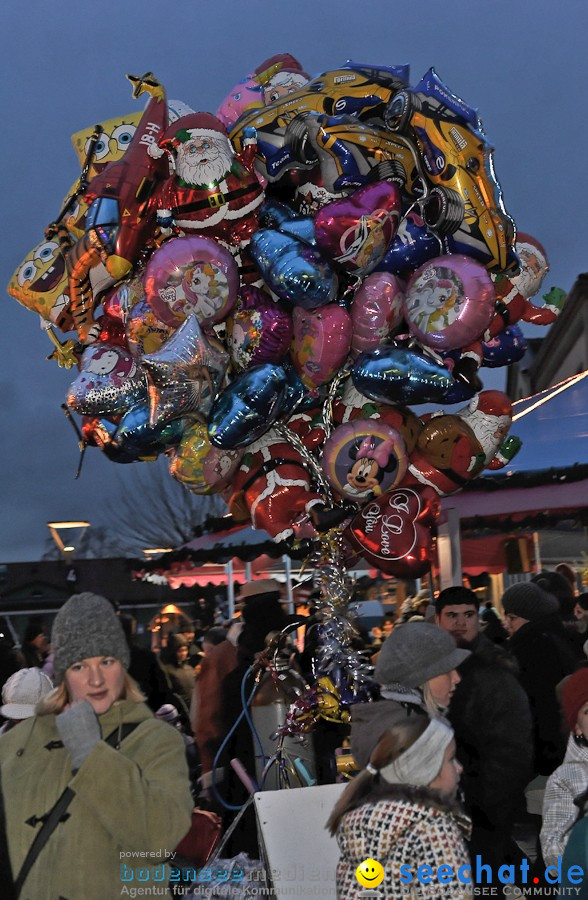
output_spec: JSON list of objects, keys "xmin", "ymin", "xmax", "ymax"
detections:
[
  {"xmin": 346, "ymin": 484, "xmax": 440, "ymax": 578},
  {"xmin": 481, "ymin": 325, "xmax": 527, "ymax": 368},
  {"xmin": 404, "ymin": 255, "xmax": 495, "ymax": 351},
  {"xmin": 333, "ymin": 381, "xmax": 423, "ymax": 455},
  {"xmin": 314, "ymin": 181, "xmax": 402, "ymax": 276},
  {"xmin": 351, "ymin": 272, "xmax": 404, "ymax": 355},
  {"xmin": 226, "ymin": 286, "xmax": 293, "ymax": 371},
  {"xmin": 101, "ymin": 275, "xmax": 145, "ymax": 323},
  {"xmin": 7, "ymin": 238, "xmax": 72, "ymax": 331},
  {"xmin": 143, "ymin": 315, "xmax": 229, "ymax": 427},
  {"xmin": 113, "ymin": 403, "xmax": 186, "ymax": 457},
  {"xmin": 387, "ymin": 67, "xmax": 517, "ymax": 274},
  {"xmin": 291, "ymin": 304, "xmax": 352, "ymax": 390},
  {"xmin": 258, "ymin": 199, "xmax": 317, "ymax": 245},
  {"xmin": 294, "ymin": 171, "xmax": 346, "ymax": 216},
  {"xmin": 144, "ymin": 235, "xmax": 239, "ymax": 329},
  {"xmin": 169, "ymin": 422, "xmax": 243, "ymax": 493},
  {"xmin": 407, "ymin": 390, "xmax": 515, "ymax": 494},
  {"xmin": 506, "ymin": 233, "xmax": 549, "ymax": 301},
  {"xmin": 322, "ymin": 419, "xmax": 407, "ymax": 503},
  {"xmin": 230, "ymin": 64, "xmax": 408, "ymax": 182},
  {"xmin": 228, "ymin": 425, "xmax": 328, "ymax": 541},
  {"xmin": 216, "ymin": 53, "xmax": 309, "ymax": 129},
  {"xmin": 67, "ymin": 343, "xmax": 148, "ymax": 416},
  {"xmin": 125, "ymin": 300, "xmax": 175, "ymax": 357},
  {"xmin": 208, "ymin": 363, "xmax": 289, "ymax": 449},
  {"xmin": 376, "ymin": 210, "xmax": 441, "ymax": 275},
  {"xmin": 352, "ymin": 345, "xmax": 454, "ymax": 405},
  {"xmin": 250, "ymin": 229, "xmax": 338, "ymax": 309}
]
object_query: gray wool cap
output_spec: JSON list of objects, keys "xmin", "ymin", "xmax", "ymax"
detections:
[
  {"xmin": 51, "ymin": 592, "xmax": 130, "ymax": 683},
  {"xmin": 502, "ymin": 582, "xmax": 559, "ymax": 623},
  {"xmin": 374, "ymin": 622, "xmax": 470, "ymax": 690}
]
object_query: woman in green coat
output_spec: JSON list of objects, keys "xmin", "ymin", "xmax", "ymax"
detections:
[{"xmin": 0, "ymin": 592, "xmax": 193, "ymax": 899}]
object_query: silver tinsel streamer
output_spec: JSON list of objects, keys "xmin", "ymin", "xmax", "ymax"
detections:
[{"xmin": 306, "ymin": 532, "xmax": 374, "ymax": 700}]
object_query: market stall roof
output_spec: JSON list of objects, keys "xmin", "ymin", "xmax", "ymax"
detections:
[{"xmin": 441, "ymin": 371, "xmax": 588, "ymax": 528}]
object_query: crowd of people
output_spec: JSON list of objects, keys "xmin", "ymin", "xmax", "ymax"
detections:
[{"xmin": 0, "ymin": 569, "xmax": 587, "ymax": 896}]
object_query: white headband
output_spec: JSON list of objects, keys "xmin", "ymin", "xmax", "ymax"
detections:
[{"xmin": 378, "ymin": 718, "xmax": 453, "ymax": 787}]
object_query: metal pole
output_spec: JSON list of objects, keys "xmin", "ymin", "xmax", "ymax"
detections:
[
  {"xmin": 533, "ymin": 531, "xmax": 542, "ymax": 573},
  {"xmin": 245, "ymin": 561, "xmax": 252, "ymax": 582},
  {"xmin": 437, "ymin": 508, "xmax": 463, "ymax": 590},
  {"xmin": 226, "ymin": 560, "xmax": 235, "ymax": 620},
  {"xmin": 283, "ymin": 554, "xmax": 294, "ymax": 614}
]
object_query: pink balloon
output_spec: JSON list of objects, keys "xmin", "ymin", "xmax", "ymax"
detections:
[
  {"xmin": 144, "ymin": 236, "xmax": 239, "ymax": 329},
  {"xmin": 314, "ymin": 181, "xmax": 402, "ymax": 276},
  {"xmin": 226, "ymin": 286, "xmax": 293, "ymax": 371},
  {"xmin": 291, "ymin": 304, "xmax": 352, "ymax": 390},
  {"xmin": 404, "ymin": 255, "xmax": 495, "ymax": 351},
  {"xmin": 351, "ymin": 272, "xmax": 405, "ymax": 356}
]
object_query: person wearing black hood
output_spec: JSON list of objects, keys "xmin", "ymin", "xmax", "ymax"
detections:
[
  {"xmin": 503, "ymin": 581, "xmax": 576, "ymax": 776},
  {"xmin": 219, "ymin": 579, "xmax": 288, "ymax": 856},
  {"xmin": 435, "ymin": 586, "xmax": 533, "ymax": 876}
]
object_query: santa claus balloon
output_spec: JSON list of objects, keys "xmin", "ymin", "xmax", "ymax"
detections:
[{"xmin": 149, "ymin": 112, "xmax": 264, "ymax": 255}]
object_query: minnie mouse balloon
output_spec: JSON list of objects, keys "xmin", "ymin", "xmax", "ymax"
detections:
[
  {"xmin": 346, "ymin": 483, "xmax": 440, "ymax": 578},
  {"xmin": 67, "ymin": 343, "xmax": 148, "ymax": 416},
  {"xmin": 144, "ymin": 235, "xmax": 239, "ymax": 329},
  {"xmin": 291, "ymin": 304, "xmax": 352, "ymax": 390},
  {"xmin": 226, "ymin": 286, "xmax": 293, "ymax": 371},
  {"xmin": 351, "ymin": 272, "xmax": 404, "ymax": 356},
  {"xmin": 314, "ymin": 181, "xmax": 402, "ymax": 276},
  {"xmin": 404, "ymin": 255, "xmax": 495, "ymax": 351},
  {"xmin": 322, "ymin": 419, "xmax": 407, "ymax": 504}
]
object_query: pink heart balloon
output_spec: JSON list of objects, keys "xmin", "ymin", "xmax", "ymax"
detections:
[
  {"xmin": 226, "ymin": 286, "xmax": 293, "ymax": 371},
  {"xmin": 291, "ymin": 304, "xmax": 352, "ymax": 390},
  {"xmin": 314, "ymin": 181, "xmax": 402, "ymax": 276},
  {"xmin": 351, "ymin": 271, "xmax": 405, "ymax": 356}
]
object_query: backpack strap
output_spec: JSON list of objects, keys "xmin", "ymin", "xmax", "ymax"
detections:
[{"xmin": 13, "ymin": 720, "xmax": 141, "ymax": 897}]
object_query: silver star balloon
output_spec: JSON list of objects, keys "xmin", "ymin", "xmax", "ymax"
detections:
[{"xmin": 142, "ymin": 315, "xmax": 229, "ymax": 427}]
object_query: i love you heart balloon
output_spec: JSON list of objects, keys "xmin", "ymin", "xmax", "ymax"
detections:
[{"xmin": 346, "ymin": 483, "xmax": 440, "ymax": 578}]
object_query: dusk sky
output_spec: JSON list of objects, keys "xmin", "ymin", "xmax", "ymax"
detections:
[{"xmin": 2, "ymin": 0, "xmax": 587, "ymax": 562}]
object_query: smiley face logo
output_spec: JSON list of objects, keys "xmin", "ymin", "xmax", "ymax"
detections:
[{"xmin": 355, "ymin": 857, "xmax": 385, "ymax": 888}]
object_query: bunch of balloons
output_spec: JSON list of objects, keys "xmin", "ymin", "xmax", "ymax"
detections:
[{"xmin": 9, "ymin": 56, "xmax": 566, "ymax": 584}]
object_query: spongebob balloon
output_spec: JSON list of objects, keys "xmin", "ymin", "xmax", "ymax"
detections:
[{"xmin": 7, "ymin": 237, "xmax": 72, "ymax": 331}]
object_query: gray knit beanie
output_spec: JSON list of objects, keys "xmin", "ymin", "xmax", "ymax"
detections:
[
  {"xmin": 51, "ymin": 592, "xmax": 130, "ymax": 683},
  {"xmin": 501, "ymin": 582, "xmax": 559, "ymax": 623},
  {"xmin": 374, "ymin": 622, "xmax": 470, "ymax": 690}
]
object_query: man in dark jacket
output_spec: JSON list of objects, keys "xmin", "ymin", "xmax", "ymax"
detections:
[
  {"xmin": 503, "ymin": 581, "xmax": 576, "ymax": 776},
  {"xmin": 436, "ymin": 586, "xmax": 534, "ymax": 872}
]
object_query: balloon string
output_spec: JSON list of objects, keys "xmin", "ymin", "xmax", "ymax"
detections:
[
  {"xmin": 322, "ymin": 369, "xmax": 350, "ymax": 441},
  {"xmin": 512, "ymin": 369, "xmax": 588, "ymax": 420}
]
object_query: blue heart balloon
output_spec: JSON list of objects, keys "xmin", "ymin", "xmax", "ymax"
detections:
[
  {"xmin": 114, "ymin": 403, "xmax": 186, "ymax": 454},
  {"xmin": 208, "ymin": 363, "xmax": 289, "ymax": 449},
  {"xmin": 375, "ymin": 210, "xmax": 441, "ymax": 275},
  {"xmin": 352, "ymin": 345, "xmax": 454, "ymax": 405},
  {"xmin": 482, "ymin": 325, "xmax": 527, "ymax": 368},
  {"xmin": 250, "ymin": 229, "xmax": 338, "ymax": 309}
]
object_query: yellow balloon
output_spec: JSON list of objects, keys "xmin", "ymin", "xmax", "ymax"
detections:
[{"xmin": 7, "ymin": 238, "xmax": 72, "ymax": 331}]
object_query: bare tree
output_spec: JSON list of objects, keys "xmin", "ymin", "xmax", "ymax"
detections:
[
  {"xmin": 104, "ymin": 457, "xmax": 228, "ymax": 556},
  {"xmin": 43, "ymin": 457, "xmax": 229, "ymax": 559}
]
